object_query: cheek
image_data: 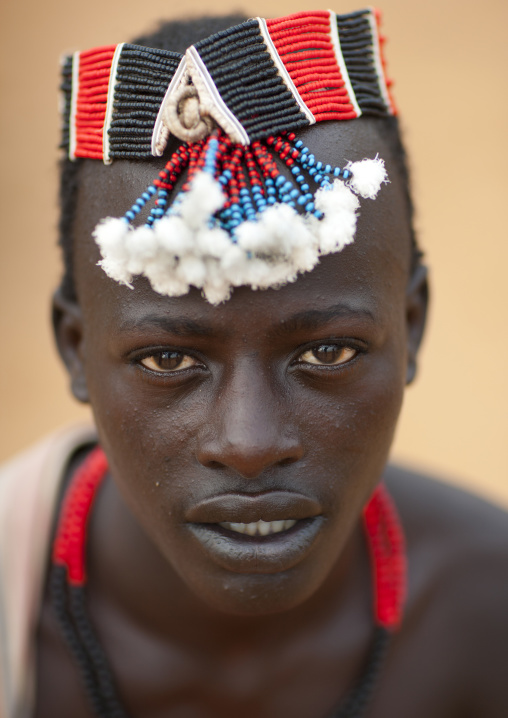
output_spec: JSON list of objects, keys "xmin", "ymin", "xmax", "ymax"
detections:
[
  {"xmin": 81, "ymin": 329, "xmax": 204, "ymax": 524},
  {"xmin": 300, "ymin": 338, "xmax": 406, "ymax": 478},
  {"xmin": 86, "ymin": 367, "xmax": 205, "ymax": 510},
  {"xmin": 88, "ymin": 372, "xmax": 211, "ymax": 593}
]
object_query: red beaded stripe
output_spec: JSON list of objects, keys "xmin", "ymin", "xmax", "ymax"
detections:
[
  {"xmin": 312, "ymin": 111, "xmax": 357, "ymax": 121},
  {"xmin": 79, "ymin": 46, "xmax": 116, "ymax": 60},
  {"xmin": 288, "ymin": 66, "xmax": 346, "ymax": 79},
  {"xmin": 283, "ymin": 50, "xmax": 336, "ymax": 64},
  {"xmin": 52, "ymin": 446, "xmax": 108, "ymax": 585},
  {"xmin": 266, "ymin": 12, "xmax": 357, "ymax": 122},
  {"xmin": 74, "ymin": 45, "xmax": 116, "ymax": 160},
  {"xmin": 53, "ymin": 444, "xmax": 406, "ymax": 629},
  {"xmin": 363, "ymin": 483, "xmax": 407, "ymax": 629},
  {"xmin": 77, "ymin": 94, "xmax": 109, "ymax": 103},
  {"xmin": 274, "ymin": 32, "xmax": 331, "ymax": 47},
  {"xmin": 267, "ymin": 11, "xmax": 330, "ymax": 34}
]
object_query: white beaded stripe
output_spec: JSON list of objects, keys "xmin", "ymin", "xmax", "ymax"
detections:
[
  {"xmin": 69, "ymin": 51, "xmax": 80, "ymax": 161},
  {"xmin": 103, "ymin": 43, "xmax": 125, "ymax": 165}
]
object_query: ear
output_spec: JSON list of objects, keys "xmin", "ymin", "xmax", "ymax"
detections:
[
  {"xmin": 405, "ymin": 264, "xmax": 429, "ymax": 385},
  {"xmin": 52, "ymin": 289, "xmax": 89, "ymax": 403}
]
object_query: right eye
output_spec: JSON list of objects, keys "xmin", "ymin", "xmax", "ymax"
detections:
[
  {"xmin": 298, "ymin": 344, "xmax": 358, "ymax": 367},
  {"xmin": 139, "ymin": 351, "xmax": 200, "ymax": 373}
]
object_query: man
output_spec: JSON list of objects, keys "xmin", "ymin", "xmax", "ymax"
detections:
[{"xmin": 1, "ymin": 11, "xmax": 508, "ymax": 718}]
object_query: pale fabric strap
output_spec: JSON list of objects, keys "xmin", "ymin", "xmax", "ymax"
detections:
[{"xmin": 0, "ymin": 424, "xmax": 97, "ymax": 718}]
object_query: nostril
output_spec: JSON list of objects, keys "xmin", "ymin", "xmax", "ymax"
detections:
[
  {"xmin": 207, "ymin": 460, "xmax": 225, "ymax": 470},
  {"xmin": 278, "ymin": 456, "xmax": 298, "ymax": 467}
]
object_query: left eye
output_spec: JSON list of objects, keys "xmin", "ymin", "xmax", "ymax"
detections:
[
  {"xmin": 298, "ymin": 344, "xmax": 357, "ymax": 366},
  {"xmin": 140, "ymin": 351, "xmax": 200, "ymax": 373}
]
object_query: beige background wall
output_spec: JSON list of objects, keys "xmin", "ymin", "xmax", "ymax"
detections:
[{"xmin": 1, "ymin": 0, "xmax": 507, "ymax": 504}]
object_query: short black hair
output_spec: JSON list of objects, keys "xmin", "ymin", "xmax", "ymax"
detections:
[{"xmin": 57, "ymin": 14, "xmax": 422, "ymax": 302}]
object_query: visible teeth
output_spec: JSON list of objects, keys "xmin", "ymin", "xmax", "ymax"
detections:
[
  {"xmin": 258, "ymin": 521, "xmax": 271, "ymax": 536},
  {"xmin": 219, "ymin": 519, "xmax": 297, "ymax": 536}
]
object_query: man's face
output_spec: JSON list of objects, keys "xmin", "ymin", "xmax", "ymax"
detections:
[{"xmin": 61, "ymin": 119, "xmax": 424, "ymax": 615}]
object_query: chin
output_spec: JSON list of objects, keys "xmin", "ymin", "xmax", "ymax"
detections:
[
  {"xmin": 165, "ymin": 523, "xmax": 352, "ymax": 617},
  {"xmin": 189, "ymin": 568, "xmax": 328, "ymax": 617}
]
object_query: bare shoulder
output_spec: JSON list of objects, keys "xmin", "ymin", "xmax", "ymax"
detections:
[
  {"xmin": 385, "ymin": 464, "xmax": 508, "ymax": 554},
  {"xmin": 382, "ymin": 465, "xmax": 508, "ymax": 716}
]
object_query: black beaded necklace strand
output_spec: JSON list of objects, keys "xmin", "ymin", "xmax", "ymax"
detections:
[{"xmin": 51, "ymin": 447, "xmax": 406, "ymax": 717}]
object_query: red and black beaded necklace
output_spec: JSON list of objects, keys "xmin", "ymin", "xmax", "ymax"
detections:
[{"xmin": 51, "ymin": 446, "xmax": 406, "ymax": 717}]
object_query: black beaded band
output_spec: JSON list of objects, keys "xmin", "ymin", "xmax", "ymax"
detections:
[
  {"xmin": 108, "ymin": 44, "xmax": 182, "ymax": 159},
  {"xmin": 332, "ymin": 627, "xmax": 391, "ymax": 718},
  {"xmin": 59, "ymin": 55, "xmax": 73, "ymax": 152},
  {"xmin": 336, "ymin": 10, "xmax": 392, "ymax": 116},
  {"xmin": 193, "ymin": 19, "xmax": 311, "ymax": 141},
  {"xmin": 51, "ymin": 566, "xmax": 129, "ymax": 717}
]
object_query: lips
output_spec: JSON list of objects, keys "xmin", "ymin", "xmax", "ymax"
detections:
[
  {"xmin": 185, "ymin": 490, "xmax": 322, "ymax": 524},
  {"xmin": 184, "ymin": 491, "xmax": 324, "ymax": 574}
]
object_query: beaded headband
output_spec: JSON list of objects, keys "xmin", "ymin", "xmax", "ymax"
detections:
[{"xmin": 61, "ymin": 8, "xmax": 395, "ymax": 303}]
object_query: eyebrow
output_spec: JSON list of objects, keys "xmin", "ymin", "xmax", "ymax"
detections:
[
  {"xmin": 118, "ymin": 303, "xmax": 375, "ymax": 338},
  {"xmin": 276, "ymin": 304, "xmax": 376, "ymax": 334},
  {"xmin": 118, "ymin": 314, "xmax": 215, "ymax": 337}
]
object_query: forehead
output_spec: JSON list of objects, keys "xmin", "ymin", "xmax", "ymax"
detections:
[{"xmin": 72, "ymin": 118, "xmax": 411, "ymax": 325}]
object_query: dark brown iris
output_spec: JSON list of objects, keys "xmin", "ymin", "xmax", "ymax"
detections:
[
  {"xmin": 153, "ymin": 351, "xmax": 185, "ymax": 371},
  {"xmin": 312, "ymin": 345, "xmax": 344, "ymax": 364}
]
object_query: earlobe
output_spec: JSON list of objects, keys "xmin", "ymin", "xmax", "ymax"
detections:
[
  {"xmin": 405, "ymin": 264, "xmax": 429, "ymax": 385},
  {"xmin": 52, "ymin": 289, "xmax": 89, "ymax": 403}
]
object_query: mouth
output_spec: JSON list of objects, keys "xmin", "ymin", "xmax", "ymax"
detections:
[{"xmin": 184, "ymin": 491, "xmax": 324, "ymax": 574}]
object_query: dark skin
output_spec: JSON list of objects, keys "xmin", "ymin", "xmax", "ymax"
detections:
[{"xmin": 36, "ymin": 120, "xmax": 508, "ymax": 717}]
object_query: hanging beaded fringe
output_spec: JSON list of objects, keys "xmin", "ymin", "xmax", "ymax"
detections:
[{"xmin": 94, "ymin": 130, "xmax": 388, "ymax": 304}]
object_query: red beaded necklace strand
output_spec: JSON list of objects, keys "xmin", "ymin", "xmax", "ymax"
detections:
[{"xmin": 51, "ymin": 446, "xmax": 407, "ymax": 717}]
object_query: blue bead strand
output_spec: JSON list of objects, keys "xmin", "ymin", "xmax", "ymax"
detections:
[
  {"xmin": 146, "ymin": 188, "xmax": 169, "ymax": 227},
  {"xmin": 203, "ymin": 137, "xmax": 220, "ymax": 176},
  {"xmin": 282, "ymin": 137, "xmax": 355, "ymax": 220},
  {"xmin": 124, "ymin": 184, "xmax": 156, "ymax": 224}
]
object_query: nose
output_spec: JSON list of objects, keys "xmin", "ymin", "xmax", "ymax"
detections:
[{"xmin": 196, "ymin": 360, "xmax": 303, "ymax": 479}]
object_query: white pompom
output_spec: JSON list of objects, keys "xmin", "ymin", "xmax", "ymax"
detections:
[
  {"xmin": 346, "ymin": 157, "xmax": 388, "ymax": 199},
  {"xmin": 124, "ymin": 226, "xmax": 160, "ymax": 276},
  {"xmin": 93, "ymin": 217, "xmax": 133, "ymax": 285},
  {"xmin": 314, "ymin": 180, "xmax": 359, "ymax": 253},
  {"xmin": 236, "ymin": 204, "xmax": 315, "ymax": 260},
  {"xmin": 195, "ymin": 226, "xmax": 231, "ymax": 258},
  {"xmin": 201, "ymin": 257, "xmax": 233, "ymax": 304},
  {"xmin": 155, "ymin": 216, "xmax": 194, "ymax": 255},
  {"xmin": 175, "ymin": 255, "xmax": 207, "ymax": 287},
  {"xmin": 220, "ymin": 243, "xmax": 245, "ymax": 273},
  {"xmin": 179, "ymin": 172, "xmax": 225, "ymax": 230},
  {"xmin": 93, "ymin": 217, "xmax": 129, "ymax": 256},
  {"xmin": 291, "ymin": 242, "xmax": 319, "ymax": 274},
  {"xmin": 151, "ymin": 276, "xmax": 190, "ymax": 297}
]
